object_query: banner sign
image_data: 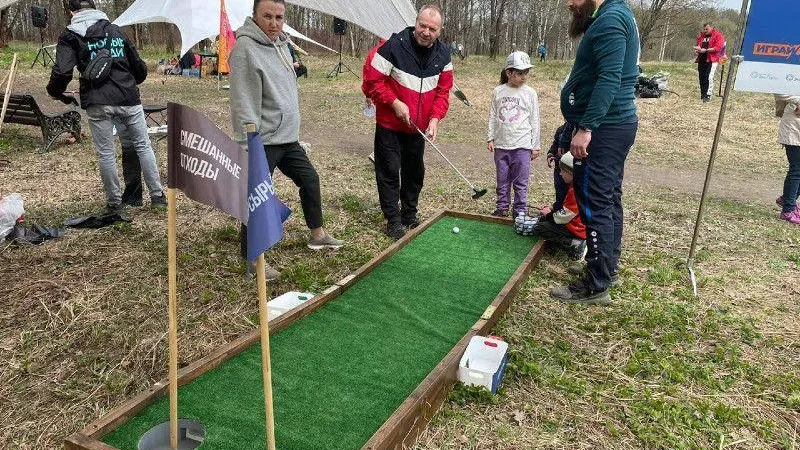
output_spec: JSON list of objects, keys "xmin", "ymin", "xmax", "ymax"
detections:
[
  {"xmin": 734, "ymin": 0, "xmax": 800, "ymax": 95},
  {"xmin": 167, "ymin": 102, "xmax": 248, "ymax": 223},
  {"xmin": 246, "ymin": 132, "xmax": 291, "ymax": 262}
]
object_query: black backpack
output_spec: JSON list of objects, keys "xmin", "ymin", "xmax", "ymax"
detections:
[
  {"xmin": 635, "ymin": 76, "xmax": 661, "ymax": 98},
  {"xmin": 82, "ymin": 48, "xmax": 113, "ymax": 85}
]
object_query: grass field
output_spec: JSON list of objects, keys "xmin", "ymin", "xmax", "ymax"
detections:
[{"xmin": 1, "ymin": 40, "xmax": 799, "ymax": 449}]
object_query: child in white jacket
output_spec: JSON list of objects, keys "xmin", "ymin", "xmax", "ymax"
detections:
[{"xmin": 487, "ymin": 51, "xmax": 541, "ymax": 218}]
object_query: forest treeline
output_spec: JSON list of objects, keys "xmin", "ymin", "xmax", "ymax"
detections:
[{"xmin": 0, "ymin": 0, "xmax": 740, "ymax": 62}]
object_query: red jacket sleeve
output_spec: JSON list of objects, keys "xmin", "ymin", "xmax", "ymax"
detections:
[
  {"xmin": 361, "ymin": 48, "xmax": 397, "ymax": 106},
  {"xmin": 710, "ymin": 31, "xmax": 724, "ymax": 53},
  {"xmin": 361, "ymin": 44, "xmax": 381, "ymax": 97},
  {"xmin": 431, "ymin": 63, "xmax": 454, "ymax": 121},
  {"xmin": 361, "ymin": 57, "xmax": 372, "ymax": 97}
]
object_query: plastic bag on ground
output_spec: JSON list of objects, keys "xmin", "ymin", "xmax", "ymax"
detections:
[
  {"xmin": 6, "ymin": 223, "xmax": 64, "ymax": 245},
  {"xmin": 0, "ymin": 193, "xmax": 25, "ymax": 239}
]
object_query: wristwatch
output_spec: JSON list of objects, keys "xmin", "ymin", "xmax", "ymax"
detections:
[{"xmin": 577, "ymin": 125, "xmax": 592, "ymax": 133}]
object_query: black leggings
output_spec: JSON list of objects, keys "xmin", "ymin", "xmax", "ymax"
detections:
[{"xmin": 240, "ymin": 142, "xmax": 323, "ymax": 258}]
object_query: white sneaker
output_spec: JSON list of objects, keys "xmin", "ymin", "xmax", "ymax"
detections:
[
  {"xmin": 247, "ymin": 262, "xmax": 280, "ymax": 281},
  {"xmin": 307, "ymin": 234, "xmax": 344, "ymax": 250}
]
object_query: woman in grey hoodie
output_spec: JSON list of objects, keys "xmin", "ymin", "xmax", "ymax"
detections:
[{"xmin": 229, "ymin": 0, "xmax": 342, "ymax": 278}]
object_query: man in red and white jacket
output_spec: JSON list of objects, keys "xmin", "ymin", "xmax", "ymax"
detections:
[
  {"xmin": 692, "ymin": 22, "xmax": 725, "ymax": 102},
  {"xmin": 362, "ymin": 4, "xmax": 454, "ymax": 240}
]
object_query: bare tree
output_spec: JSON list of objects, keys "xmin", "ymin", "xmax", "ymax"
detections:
[
  {"xmin": 0, "ymin": 0, "xmax": 735, "ymax": 62},
  {"xmin": 636, "ymin": 0, "xmax": 712, "ymax": 52},
  {"xmin": 532, "ymin": 0, "xmax": 562, "ymax": 49},
  {"xmin": 0, "ymin": 7, "xmax": 10, "ymax": 47},
  {"xmin": 487, "ymin": 0, "xmax": 508, "ymax": 59}
]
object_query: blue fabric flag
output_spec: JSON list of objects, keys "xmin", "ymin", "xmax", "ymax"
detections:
[{"xmin": 246, "ymin": 131, "xmax": 291, "ymax": 262}]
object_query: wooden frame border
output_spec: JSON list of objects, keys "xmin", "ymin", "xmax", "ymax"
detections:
[{"xmin": 65, "ymin": 210, "xmax": 545, "ymax": 450}]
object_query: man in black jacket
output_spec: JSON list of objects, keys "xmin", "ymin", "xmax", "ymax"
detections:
[{"xmin": 47, "ymin": 0, "xmax": 165, "ymax": 213}]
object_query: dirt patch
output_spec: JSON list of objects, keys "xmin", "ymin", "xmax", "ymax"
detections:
[{"xmin": 302, "ymin": 120, "xmax": 783, "ymax": 205}]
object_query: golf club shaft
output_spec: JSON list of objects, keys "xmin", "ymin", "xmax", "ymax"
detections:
[{"xmin": 412, "ymin": 123, "xmax": 477, "ymax": 190}]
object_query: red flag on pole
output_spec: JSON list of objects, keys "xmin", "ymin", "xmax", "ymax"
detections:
[{"xmin": 218, "ymin": 0, "xmax": 236, "ymax": 75}]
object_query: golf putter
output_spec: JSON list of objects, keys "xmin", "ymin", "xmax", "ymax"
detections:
[
  {"xmin": 687, "ymin": 261, "xmax": 698, "ymax": 297},
  {"xmin": 411, "ymin": 123, "xmax": 487, "ymax": 199},
  {"xmin": 452, "ymin": 82, "xmax": 472, "ymax": 107},
  {"xmin": 451, "ymin": 82, "xmax": 488, "ymax": 124}
]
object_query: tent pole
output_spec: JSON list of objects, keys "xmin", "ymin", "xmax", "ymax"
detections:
[{"xmin": 686, "ymin": 0, "xmax": 750, "ymax": 297}]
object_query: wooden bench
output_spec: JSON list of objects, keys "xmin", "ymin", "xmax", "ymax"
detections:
[{"xmin": 0, "ymin": 94, "xmax": 81, "ymax": 152}]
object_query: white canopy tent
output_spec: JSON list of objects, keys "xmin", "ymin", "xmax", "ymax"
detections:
[
  {"xmin": 0, "ymin": 0, "xmax": 20, "ymax": 10},
  {"xmin": 285, "ymin": 0, "xmax": 415, "ymax": 39},
  {"xmin": 114, "ymin": 0, "xmax": 416, "ymax": 58}
]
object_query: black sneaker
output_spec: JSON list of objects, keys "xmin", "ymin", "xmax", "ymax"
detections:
[
  {"xmin": 386, "ymin": 223, "xmax": 406, "ymax": 240},
  {"xmin": 566, "ymin": 263, "xmax": 621, "ymax": 286},
  {"xmin": 104, "ymin": 202, "xmax": 128, "ymax": 220},
  {"xmin": 121, "ymin": 184, "xmax": 143, "ymax": 207},
  {"xmin": 550, "ymin": 279, "xmax": 611, "ymax": 305},
  {"xmin": 491, "ymin": 209, "xmax": 508, "ymax": 217},
  {"xmin": 401, "ymin": 216, "xmax": 421, "ymax": 229},
  {"xmin": 151, "ymin": 193, "xmax": 167, "ymax": 210}
]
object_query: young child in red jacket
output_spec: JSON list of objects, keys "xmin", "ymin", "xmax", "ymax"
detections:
[{"xmin": 533, "ymin": 152, "xmax": 587, "ymax": 260}]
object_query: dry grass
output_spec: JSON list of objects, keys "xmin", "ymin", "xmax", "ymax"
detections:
[{"xmin": 1, "ymin": 41, "xmax": 799, "ymax": 449}]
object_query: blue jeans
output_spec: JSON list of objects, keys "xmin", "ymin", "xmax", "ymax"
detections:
[
  {"xmin": 573, "ymin": 118, "xmax": 638, "ymax": 292},
  {"xmin": 782, "ymin": 145, "xmax": 800, "ymax": 213},
  {"xmin": 86, "ymin": 105, "xmax": 163, "ymax": 207}
]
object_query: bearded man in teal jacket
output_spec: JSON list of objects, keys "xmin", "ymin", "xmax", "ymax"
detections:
[{"xmin": 550, "ymin": 0, "xmax": 639, "ymax": 305}]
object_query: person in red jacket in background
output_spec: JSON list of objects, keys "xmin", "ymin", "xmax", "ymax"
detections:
[
  {"xmin": 362, "ymin": 4, "xmax": 454, "ymax": 240},
  {"xmin": 534, "ymin": 152, "xmax": 587, "ymax": 261},
  {"xmin": 692, "ymin": 22, "xmax": 725, "ymax": 103}
]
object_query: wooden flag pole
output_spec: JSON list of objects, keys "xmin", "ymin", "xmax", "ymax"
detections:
[
  {"xmin": 256, "ymin": 255, "xmax": 276, "ymax": 450},
  {"xmin": 0, "ymin": 53, "xmax": 20, "ymax": 133},
  {"xmin": 246, "ymin": 122, "xmax": 276, "ymax": 450},
  {"xmin": 166, "ymin": 187, "xmax": 179, "ymax": 449}
]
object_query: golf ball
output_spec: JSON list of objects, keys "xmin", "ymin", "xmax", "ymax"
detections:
[{"xmin": 452, "ymin": 227, "xmax": 460, "ymax": 233}]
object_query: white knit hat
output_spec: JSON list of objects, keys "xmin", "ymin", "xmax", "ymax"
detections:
[
  {"xmin": 505, "ymin": 51, "xmax": 533, "ymax": 71},
  {"xmin": 559, "ymin": 152, "xmax": 574, "ymax": 172}
]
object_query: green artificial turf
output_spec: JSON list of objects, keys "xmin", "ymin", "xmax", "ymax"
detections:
[{"xmin": 102, "ymin": 216, "xmax": 538, "ymax": 450}]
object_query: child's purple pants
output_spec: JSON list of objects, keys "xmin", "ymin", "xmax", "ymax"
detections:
[{"xmin": 494, "ymin": 147, "xmax": 531, "ymax": 214}]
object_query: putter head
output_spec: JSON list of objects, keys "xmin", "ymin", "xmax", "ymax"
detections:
[
  {"xmin": 453, "ymin": 89, "xmax": 472, "ymax": 107},
  {"xmin": 688, "ymin": 264, "xmax": 698, "ymax": 297},
  {"xmin": 472, "ymin": 188, "xmax": 488, "ymax": 199}
]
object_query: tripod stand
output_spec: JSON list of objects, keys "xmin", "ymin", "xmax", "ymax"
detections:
[
  {"xmin": 31, "ymin": 29, "xmax": 54, "ymax": 68},
  {"xmin": 326, "ymin": 34, "xmax": 359, "ymax": 79}
]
